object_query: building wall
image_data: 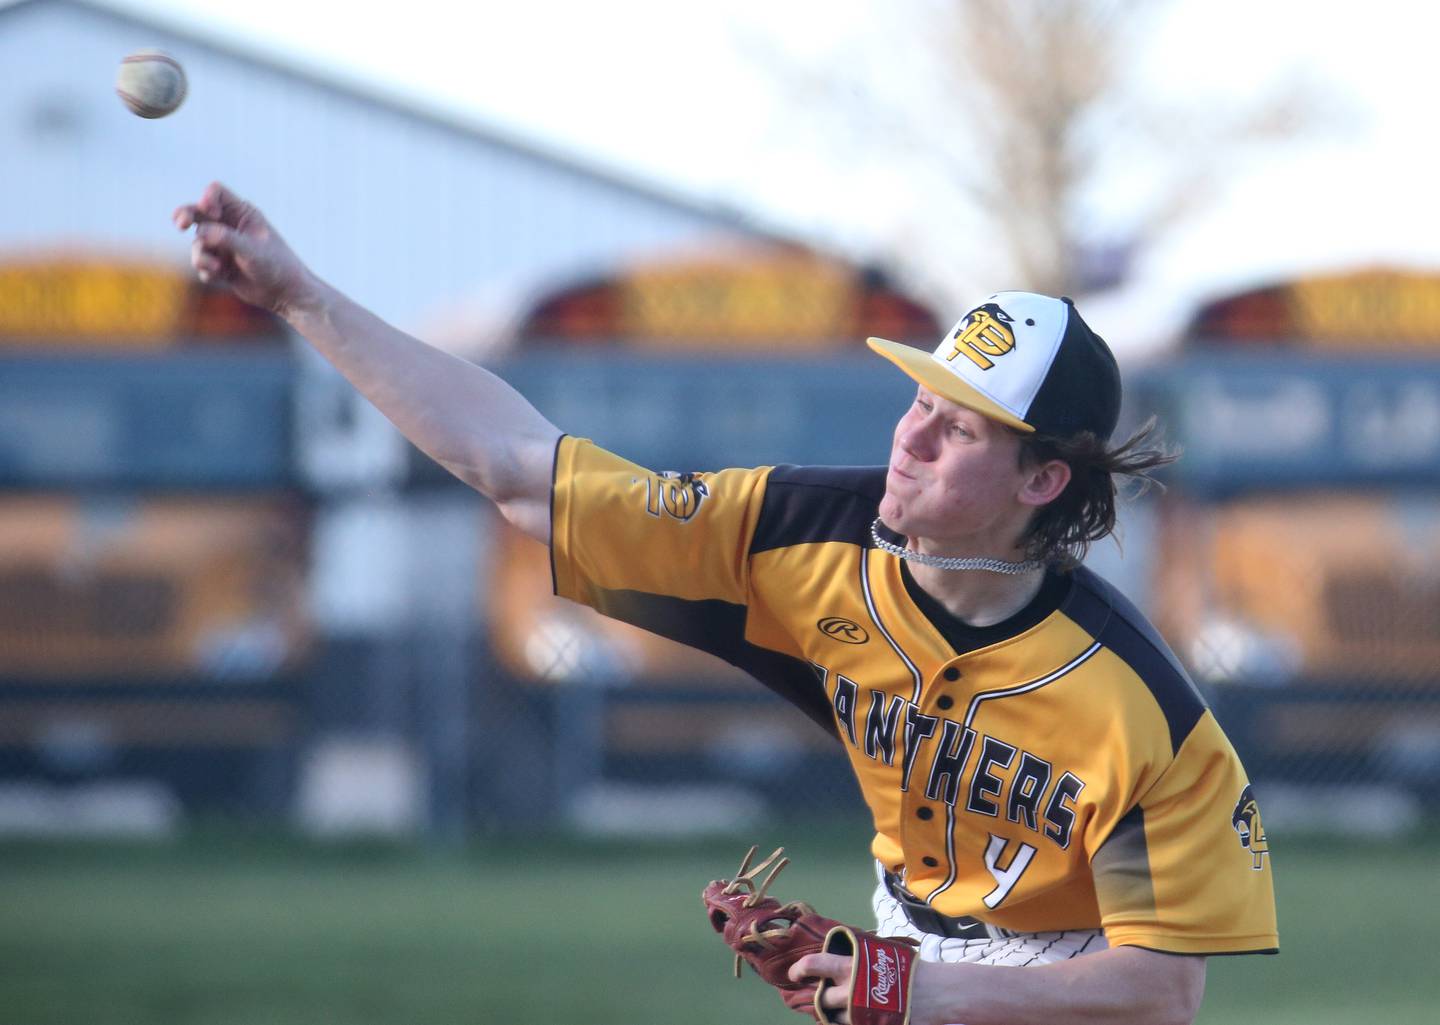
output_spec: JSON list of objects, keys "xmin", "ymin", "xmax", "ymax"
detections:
[{"xmin": 2, "ymin": 0, "xmax": 764, "ymax": 340}]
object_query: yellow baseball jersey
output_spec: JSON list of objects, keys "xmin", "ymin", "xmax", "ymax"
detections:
[{"xmin": 550, "ymin": 436, "xmax": 1278, "ymax": 956}]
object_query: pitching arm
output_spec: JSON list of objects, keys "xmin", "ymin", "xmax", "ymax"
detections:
[{"xmin": 174, "ymin": 182, "xmax": 560, "ymax": 543}]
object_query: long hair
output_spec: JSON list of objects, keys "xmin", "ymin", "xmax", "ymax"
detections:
[{"xmin": 1017, "ymin": 417, "xmax": 1179, "ymax": 569}]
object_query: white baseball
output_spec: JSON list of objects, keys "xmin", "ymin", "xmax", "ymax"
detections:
[{"xmin": 116, "ymin": 50, "xmax": 187, "ymax": 119}]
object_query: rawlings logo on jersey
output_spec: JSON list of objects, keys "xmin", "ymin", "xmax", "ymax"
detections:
[
  {"xmin": 642, "ymin": 471, "xmax": 709, "ymax": 522},
  {"xmin": 1231, "ymin": 784, "xmax": 1269, "ymax": 870},
  {"xmin": 817, "ymin": 617, "xmax": 869, "ymax": 644},
  {"xmin": 945, "ymin": 303, "xmax": 1017, "ymax": 371}
]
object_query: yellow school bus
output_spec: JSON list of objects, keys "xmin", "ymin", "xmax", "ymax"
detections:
[
  {"xmin": 0, "ymin": 258, "xmax": 306, "ymax": 768},
  {"xmin": 1145, "ymin": 269, "xmax": 1440, "ymax": 783}
]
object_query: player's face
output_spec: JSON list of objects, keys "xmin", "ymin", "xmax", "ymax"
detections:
[{"xmin": 878, "ymin": 387, "xmax": 1038, "ymax": 554}]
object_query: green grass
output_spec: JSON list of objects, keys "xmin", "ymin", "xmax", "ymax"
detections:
[
  {"xmin": 0, "ymin": 823, "xmax": 1435, "ymax": 1025},
  {"xmin": 1202, "ymin": 833, "xmax": 1440, "ymax": 1025}
]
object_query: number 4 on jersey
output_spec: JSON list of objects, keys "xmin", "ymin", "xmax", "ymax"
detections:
[{"xmin": 982, "ymin": 834, "xmax": 1037, "ymax": 909}]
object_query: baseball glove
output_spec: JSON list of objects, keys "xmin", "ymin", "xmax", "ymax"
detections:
[{"xmin": 702, "ymin": 845, "xmax": 919, "ymax": 1024}]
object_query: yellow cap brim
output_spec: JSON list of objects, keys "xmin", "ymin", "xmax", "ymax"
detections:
[{"xmin": 867, "ymin": 337, "xmax": 1034, "ymax": 433}]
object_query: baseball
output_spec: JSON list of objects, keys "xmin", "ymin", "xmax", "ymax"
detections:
[{"xmin": 115, "ymin": 50, "xmax": 187, "ymax": 119}]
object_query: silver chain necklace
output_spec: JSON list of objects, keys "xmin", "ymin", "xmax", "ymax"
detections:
[{"xmin": 870, "ymin": 518, "xmax": 1044, "ymax": 575}]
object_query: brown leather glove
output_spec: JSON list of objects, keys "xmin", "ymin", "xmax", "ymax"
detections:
[{"xmin": 702, "ymin": 846, "xmax": 918, "ymax": 1022}]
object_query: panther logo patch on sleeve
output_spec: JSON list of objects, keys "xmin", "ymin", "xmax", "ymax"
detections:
[
  {"xmin": 641, "ymin": 471, "xmax": 709, "ymax": 522},
  {"xmin": 1231, "ymin": 784, "xmax": 1269, "ymax": 870}
]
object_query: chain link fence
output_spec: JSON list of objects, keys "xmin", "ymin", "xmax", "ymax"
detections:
[
  {"xmin": 0, "ymin": 490, "xmax": 310, "ymax": 830},
  {"xmin": 1155, "ymin": 490, "xmax": 1440, "ymax": 833},
  {"xmin": 1, "ymin": 345, "xmax": 1437, "ymax": 843}
]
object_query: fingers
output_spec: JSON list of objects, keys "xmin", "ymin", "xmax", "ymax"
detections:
[
  {"xmin": 817, "ymin": 981, "xmax": 849, "ymax": 1014},
  {"xmin": 788, "ymin": 953, "xmax": 851, "ymax": 986},
  {"xmin": 789, "ymin": 953, "xmax": 852, "ymax": 1023},
  {"xmin": 782, "ymin": 984, "xmax": 819, "ymax": 1014},
  {"xmin": 189, "ymin": 221, "xmax": 252, "ymax": 284},
  {"xmin": 199, "ymin": 180, "xmax": 231, "ymax": 223},
  {"xmin": 189, "ymin": 235, "xmax": 223, "ymax": 283},
  {"xmin": 172, "ymin": 182, "xmax": 256, "ymax": 231},
  {"xmin": 172, "ymin": 202, "xmax": 200, "ymax": 230},
  {"xmin": 203, "ymin": 180, "xmax": 258, "ymax": 225}
]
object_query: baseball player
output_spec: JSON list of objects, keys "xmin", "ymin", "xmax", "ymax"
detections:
[{"xmin": 176, "ymin": 182, "xmax": 1277, "ymax": 1025}]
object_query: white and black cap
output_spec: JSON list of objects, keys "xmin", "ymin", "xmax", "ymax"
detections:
[{"xmin": 868, "ymin": 291, "xmax": 1122, "ymax": 440}]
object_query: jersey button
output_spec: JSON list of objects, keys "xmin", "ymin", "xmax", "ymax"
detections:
[
  {"xmin": 942, "ymin": 667, "xmax": 961, "ymax": 682},
  {"xmin": 936, "ymin": 695, "xmax": 954, "ymax": 710},
  {"xmin": 916, "ymin": 806, "xmax": 934, "ymax": 821},
  {"xmin": 922, "ymin": 856, "xmax": 939, "ymax": 867}
]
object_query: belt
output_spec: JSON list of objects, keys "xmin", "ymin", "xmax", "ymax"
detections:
[{"xmin": 882, "ymin": 870, "xmax": 994, "ymax": 940}]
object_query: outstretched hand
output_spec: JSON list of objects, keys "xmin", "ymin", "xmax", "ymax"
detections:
[{"xmin": 173, "ymin": 182, "xmax": 313, "ymax": 316}]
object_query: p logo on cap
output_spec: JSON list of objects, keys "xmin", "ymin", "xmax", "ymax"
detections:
[
  {"xmin": 868, "ymin": 291, "xmax": 1122, "ymax": 441},
  {"xmin": 946, "ymin": 303, "xmax": 1017, "ymax": 370}
]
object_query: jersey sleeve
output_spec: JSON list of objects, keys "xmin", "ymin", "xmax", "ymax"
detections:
[
  {"xmin": 1090, "ymin": 711, "xmax": 1280, "ymax": 955},
  {"xmin": 549, "ymin": 435, "xmax": 771, "ymax": 651}
]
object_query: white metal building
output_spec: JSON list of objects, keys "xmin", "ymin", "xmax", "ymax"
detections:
[{"xmin": 2, "ymin": 0, "xmax": 784, "ymax": 347}]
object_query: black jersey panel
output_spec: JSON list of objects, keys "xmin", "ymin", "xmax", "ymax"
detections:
[
  {"xmin": 1056, "ymin": 566, "xmax": 1114, "ymax": 639},
  {"xmin": 903, "ymin": 565, "xmax": 1072, "ymax": 655},
  {"xmin": 731, "ymin": 643, "xmax": 841, "ymax": 736},
  {"xmin": 751, "ymin": 465, "xmax": 887, "ymax": 555},
  {"xmin": 585, "ymin": 586, "xmax": 837, "ymax": 735},
  {"xmin": 1091, "ymin": 804, "xmax": 1156, "ymax": 917},
  {"xmin": 1068, "ymin": 570, "xmax": 1207, "ymax": 755}
]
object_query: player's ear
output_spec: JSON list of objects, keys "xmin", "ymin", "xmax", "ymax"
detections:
[{"xmin": 1017, "ymin": 458, "xmax": 1070, "ymax": 508}]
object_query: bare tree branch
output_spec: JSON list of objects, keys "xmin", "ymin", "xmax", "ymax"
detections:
[{"xmin": 737, "ymin": 0, "xmax": 1346, "ymax": 306}]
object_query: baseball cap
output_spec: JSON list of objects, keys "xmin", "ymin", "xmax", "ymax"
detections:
[{"xmin": 868, "ymin": 292, "xmax": 1121, "ymax": 440}]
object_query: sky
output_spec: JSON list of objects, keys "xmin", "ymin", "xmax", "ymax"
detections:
[{"xmin": 93, "ymin": 0, "xmax": 1440, "ymax": 347}]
